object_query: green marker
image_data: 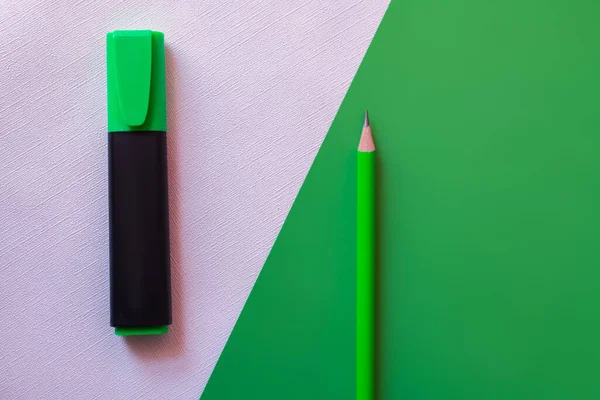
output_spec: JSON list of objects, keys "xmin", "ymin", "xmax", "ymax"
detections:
[
  {"xmin": 107, "ymin": 30, "xmax": 171, "ymax": 336},
  {"xmin": 357, "ymin": 111, "xmax": 376, "ymax": 400}
]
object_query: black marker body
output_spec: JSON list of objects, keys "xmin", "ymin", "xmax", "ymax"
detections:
[{"xmin": 109, "ymin": 131, "xmax": 171, "ymax": 327}]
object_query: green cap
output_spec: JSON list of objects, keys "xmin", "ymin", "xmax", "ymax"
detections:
[
  {"xmin": 115, "ymin": 326, "xmax": 169, "ymax": 336},
  {"xmin": 107, "ymin": 30, "xmax": 166, "ymax": 132}
]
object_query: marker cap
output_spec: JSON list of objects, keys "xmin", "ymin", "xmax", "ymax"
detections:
[{"xmin": 107, "ymin": 30, "xmax": 166, "ymax": 132}]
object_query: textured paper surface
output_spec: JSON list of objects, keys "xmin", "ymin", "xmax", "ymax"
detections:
[{"xmin": 0, "ymin": 1, "xmax": 388, "ymax": 398}]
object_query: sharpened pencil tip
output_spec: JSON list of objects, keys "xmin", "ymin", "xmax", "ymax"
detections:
[{"xmin": 358, "ymin": 111, "xmax": 375, "ymax": 152}]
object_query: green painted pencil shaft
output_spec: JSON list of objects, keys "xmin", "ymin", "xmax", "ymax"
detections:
[{"xmin": 357, "ymin": 149, "xmax": 375, "ymax": 400}]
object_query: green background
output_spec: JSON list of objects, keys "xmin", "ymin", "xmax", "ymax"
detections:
[{"xmin": 202, "ymin": 0, "xmax": 600, "ymax": 398}]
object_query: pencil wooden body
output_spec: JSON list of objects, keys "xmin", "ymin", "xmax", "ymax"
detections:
[{"xmin": 357, "ymin": 148, "xmax": 375, "ymax": 400}]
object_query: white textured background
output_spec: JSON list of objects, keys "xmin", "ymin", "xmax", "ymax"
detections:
[{"xmin": 0, "ymin": 1, "xmax": 388, "ymax": 398}]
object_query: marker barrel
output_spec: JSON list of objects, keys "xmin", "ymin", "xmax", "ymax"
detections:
[{"xmin": 108, "ymin": 131, "xmax": 171, "ymax": 328}]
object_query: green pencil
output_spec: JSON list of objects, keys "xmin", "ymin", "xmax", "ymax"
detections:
[{"xmin": 357, "ymin": 110, "xmax": 376, "ymax": 400}]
